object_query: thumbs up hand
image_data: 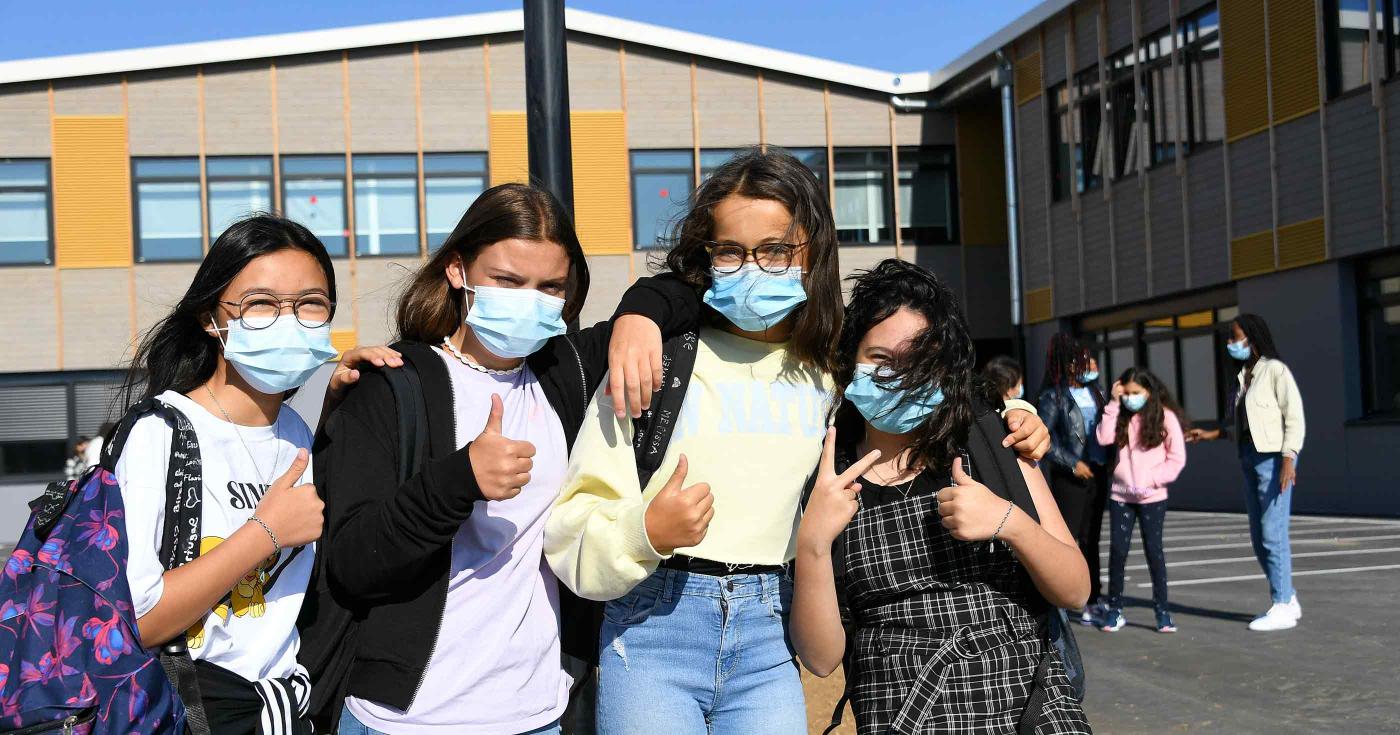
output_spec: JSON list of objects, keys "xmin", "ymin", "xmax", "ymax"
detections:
[
  {"xmin": 935, "ymin": 457, "xmax": 1017, "ymax": 542},
  {"xmin": 468, "ymin": 394, "xmax": 537, "ymax": 501},
  {"xmin": 643, "ymin": 455, "xmax": 714, "ymax": 554},
  {"xmin": 251, "ymin": 448, "xmax": 323, "ymax": 549}
]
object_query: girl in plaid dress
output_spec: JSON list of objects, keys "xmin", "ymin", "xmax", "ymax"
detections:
[{"xmin": 792, "ymin": 260, "xmax": 1092, "ymax": 734}]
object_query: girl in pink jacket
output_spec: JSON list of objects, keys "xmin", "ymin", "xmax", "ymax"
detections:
[{"xmin": 1096, "ymin": 367, "xmax": 1188, "ymax": 633}]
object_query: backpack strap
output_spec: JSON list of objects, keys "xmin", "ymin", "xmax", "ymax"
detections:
[{"xmin": 632, "ymin": 331, "xmax": 699, "ymax": 488}]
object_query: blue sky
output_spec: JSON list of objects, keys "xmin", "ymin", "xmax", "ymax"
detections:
[{"xmin": 1, "ymin": 1, "xmax": 1042, "ymax": 73}]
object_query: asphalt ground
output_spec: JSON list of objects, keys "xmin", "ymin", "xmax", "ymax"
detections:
[{"xmin": 803, "ymin": 510, "xmax": 1400, "ymax": 734}]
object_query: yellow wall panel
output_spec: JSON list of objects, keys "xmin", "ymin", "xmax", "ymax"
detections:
[
  {"xmin": 1230, "ymin": 230, "xmax": 1275, "ymax": 279},
  {"xmin": 1277, "ymin": 217, "xmax": 1326, "ymax": 270},
  {"xmin": 489, "ymin": 111, "xmax": 529, "ymax": 186},
  {"xmin": 571, "ymin": 111, "xmax": 631, "ymax": 256},
  {"xmin": 330, "ymin": 328, "xmax": 358, "ymax": 359},
  {"xmin": 955, "ymin": 99, "xmax": 1007, "ymax": 247},
  {"xmin": 1220, "ymin": 0, "xmax": 1269, "ymax": 141},
  {"xmin": 1025, "ymin": 287, "xmax": 1053, "ymax": 324},
  {"xmin": 1014, "ymin": 52, "xmax": 1042, "ymax": 106},
  {"xmin": 52, "ymin": 116, "xmax": 132, "ymax": 269},
  {"xmin": 1268, "ymin": 0, "xmax": 1320, "ymax": 124}
]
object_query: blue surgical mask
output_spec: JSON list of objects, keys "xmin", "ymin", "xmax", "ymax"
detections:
[
  {"xmin": 1014, "ymin": 383, "xmax": 1025, "ymax": 400},
  {"xmin": 217, "ymin": 318, "xmax": 337, "ymax": 395},
  {"xmin": 465, "ymin": 284, "xmax": 567, "ymax": 359},
  {"xmin": 702, "ymin": 265, "xmax": 807, "ymax": 332},
  {"xmin": 1080, "ymin": 371, "xmax": 1099, "ymax": 384},
  {"xmin": 1226, "ymin": 339, "xmax": 1251, "ymax": 361},
  {"xmin": 844, "ymin": 363, "xmax": 945, "ymax": 435},
  {"xmin": 1122, "ymin": 394, "xmax": 1148, "ymax": 413}
]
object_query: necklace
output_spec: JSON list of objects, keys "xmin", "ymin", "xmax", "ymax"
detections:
[
  {"xmin": 864, "ymin": 447, "xmax": 920, "ymax": 498},
  {"xmin": 440, "ymin": 337, "xmax": 524, "ymax": 376},
  {"xmin": 205, "ymin": 385, "xmax": 283, "ymax": 488}
]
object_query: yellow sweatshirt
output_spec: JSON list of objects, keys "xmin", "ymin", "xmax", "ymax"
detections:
[{"xmin": 544, "ymin": 328, "xmax": 833, "ymax": 601}]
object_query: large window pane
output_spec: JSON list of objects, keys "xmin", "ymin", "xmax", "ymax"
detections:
[
  {"xmin": 781, "ymin": 147, "xmax": 828, "ymax": 190},
  {"xmin": 632, "ymin": 151, "xmax": 693, "ymax": 249},
  {"xmin": 1325, "ymin": 0, "xmax": 1382, "ymax": 97},
  {"xmin": 283, "ymin": 157, "xmax": 347, "ymax": 256},
  {"xmin": 1108, "ymin": 48, "xmax": 1140, "ymax": 179},
  {"xmin": 355, "ymin": 176, "xmax": 420, "ymax": 256},
  {"xmin": 1363, "ymin": 261, "xmax": 1400, "ymax": 416},
  {"xmin": 1180, "ymin": 332, "xmax": 1218, "ymax": 421},
  {"xmin": 1076, "ymin": 70, "xmax": 1105, "ymax": 192},
  {"xmin": 136, "ymin": 184, "xmax": 202, "ymax": 262},
  {"xmin": 208, "ymin": 181, "xmax": 272, "ymax": 241},
  {"xmin": 898, "ymin": 147, "xmax": 956, "ymax": 244},
  {"xmin": 0, "ymin": 176, "xmax": 50, "ymax": 264},
  {"xmin": 425, "ymin": 177, "xmax": 484, "ymax": 248},
  {"xmin": 1183, "ymin": 6, "xmax": 1223, "ymax": 148},
  {"xmin": 834, "ymin": 149, "xmax": 892, "ymax": 244},
  {"xmin": 1050, "ymin": 84, "xmax": 1073, "ymax": 201},
  {"xmin": 1146, "ymin": 339, "xmax": 1179, "ymax": 401}
]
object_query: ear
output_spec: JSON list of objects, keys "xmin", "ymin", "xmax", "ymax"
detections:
[{"xmin": 445, "ymin": 257, "xmax": 466, "ymax": 290}]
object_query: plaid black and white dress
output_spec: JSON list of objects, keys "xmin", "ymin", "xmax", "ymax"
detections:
[{"xmin": 833, "ymin": 460, "xmax": 1090, "ymax": 734}]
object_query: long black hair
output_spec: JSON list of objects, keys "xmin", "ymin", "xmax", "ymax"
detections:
[
  {"xmin": 1113, "ymin": 367, "xmax": 1187, "ymax": 450},
  {"xmin": 1041, "ymin": 332, "xmax": 1088, "ymax": 394},
  {"xmin": 120, "ymin": 214, "xmax": 336, "ymax": 411},
  {"xmin": 662, "ymin": 146, "xmax": 842, "ymax": 373},
  {"xmin": 1233, "ymin": 313, "xmax": 1280, "ymax": 362},
  {"xmin": 833, "ymin": 259, "xmax": 996, "ymax": 474}
]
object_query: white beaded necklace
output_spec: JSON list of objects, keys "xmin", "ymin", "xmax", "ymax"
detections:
[{"xmin": 440, "ymin": 336, "xmax": 524, "ymax": 376}]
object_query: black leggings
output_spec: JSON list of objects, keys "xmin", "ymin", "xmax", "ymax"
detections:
[
  {"xmin": 1049, "ymin": 464, "xmax": 1111, "ymax": 604},
  {"xmin": 1106, "ymin": 498, "xmax": 1169, "ymax": 613}
]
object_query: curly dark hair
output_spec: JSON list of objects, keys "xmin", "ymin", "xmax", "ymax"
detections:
[
  {"xmin": 1113, "ymin": 367, "xmax": 1188, "ymax": 450},
  {"xmin": 833, "ymin": 259, "xmax": 998, "ymax": 474},
  {"xmin": 983, "ymin": 355, "xmax": 1023, "ymax": 398},
  {"xmin": 1041, "ymin": 332, "xmax": 1089, "ymax": 394}
]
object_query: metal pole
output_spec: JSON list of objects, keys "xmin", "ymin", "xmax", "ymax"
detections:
[
  {"xmin": 523, "ymin": 0, "xmax": 574, "ymax": 214},
  {"xmin": 995, "ymin": 53, "xmax": 1025, "ymax": 365}
]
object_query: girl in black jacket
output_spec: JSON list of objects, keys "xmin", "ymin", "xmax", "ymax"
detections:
[{"xmin": 302, "ymin": 184, "xmax": 698, "ymax": 734}]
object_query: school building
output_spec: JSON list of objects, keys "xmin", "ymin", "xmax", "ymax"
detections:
[{"xmin": 0, "ymin": 4, "xmax": 1395, "ymax": 517}]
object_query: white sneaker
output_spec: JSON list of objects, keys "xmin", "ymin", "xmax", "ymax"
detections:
[
  {"xmin": 1248, "ymin": 603, "xmax": 1299, "ymax": 631},
  {"xmin": 1287, "ymin": 594, "xmax": 1302, "ymax": 620}
]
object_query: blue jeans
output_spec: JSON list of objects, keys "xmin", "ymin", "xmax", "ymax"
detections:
[
  {"xmin": 596, "ymin": 568, "xmax": 805, "ymax": 735},
  {"xmin": 1241, "ymin": 447, "xmax": 1295, "ymax": 603},
  {"xmin": 337, "ymin": 704, "xmax": 561, "ymax": 735},
  {"xmin": 1106, "ymin": 498, "xmax": 1169, "ymax": 613}
]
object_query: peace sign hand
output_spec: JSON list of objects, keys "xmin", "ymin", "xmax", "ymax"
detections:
[{"xmin": 797, "ymin": 428, "xmax": 881, "ymax": 552}]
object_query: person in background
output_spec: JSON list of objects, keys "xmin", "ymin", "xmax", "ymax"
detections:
[
  {"xmin": 1096, "ymin": 368, "xmax": 1188, "ymax": 634},
  {"xmin": 65, "ymin": 436, "xmax": 91, "ymax": 480},
  {"xmin": 1037, "ymin": 335, "xmax": 1112, "ymax": 625},
  {"xmin": 83, "ymin": 423, "xmax": 113, "ymax": 469},
  {"xmin": 1187, "ymin": 314, "xmax": 1305, "ymax": 632},
  {"xmin": 983, "ymin": 354, "xmax": 1025, "ymax": 402}
]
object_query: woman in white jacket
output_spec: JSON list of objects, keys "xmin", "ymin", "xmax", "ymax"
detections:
[{"xmin": 1188, "ymin": 314, "xmax": 1305, "ymax": 632}]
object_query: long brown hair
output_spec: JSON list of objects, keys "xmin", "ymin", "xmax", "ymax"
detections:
[
  {"xmin": 662, "ymin": 146, "xmax": 842, "ymax": 373},
  {"xmin": 396, "ymin": 183, "xmax": 589, "ymax": 343},
  {"xmin": 1113, "ymin": 367, "xmax": 1188, "ymax": 450}
]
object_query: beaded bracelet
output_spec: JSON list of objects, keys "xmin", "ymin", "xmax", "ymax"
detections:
[{"xmin": 247, "ymin": 514, "xmax": 280, "ymax": 555}]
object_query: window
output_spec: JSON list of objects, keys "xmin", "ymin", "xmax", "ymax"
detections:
[
  {"xmin": 0, "ymin": 373, "xmax": 123, "ymax": 480},
  {"xmin": 282, "ymin": 156, "xmax": 348, "ymax": 257},
  {"xmin": 1323, "ymin": 0, "xmax": 1396, "ymax": 97},
  {"xmin": 1080, "ymin": 303, "xmax": 1238, "ymax": 423},
  {"xmin": 700, "ymin": 149, "xmax": 739, "ymax": 180},
  {"xmin": 1049, "ymin": 83, "xmax": 1073, "ymax": 201},
  {"xmin": 1181, "ymin": 5, "xmax": 1223, "ymax": 150},
  {"xmin": 207, "ymin": 157, "xmax": 272, "ymax": 242},
  {"xmin": 780, "ymin": 147, "xmax": 829, "ymax": 191},
  {"xmin": 631, "ymin": 150, "xmax": 693, "ymax": 249},
  {"xmin": 0, "ymin": 159, "xmax": 51, "ymax": 265},
  {"xmin": 424, "ymin": 153, "xmax": 487, "ymax": 248},
  {"xmin": 833, "ymin": 148, "xmax": 893, "ymax": 244},
  {"xmin": 897, "ymin": 147, "xmax": 957, "ymax": 244},
  {"xmin": 1361, "ymin": 254, "xmax": 1400, "ymax": 418},
  {"xmin": 1075, "ymin": 69, "xmax": 1106, "ymax": 192},
  {"xmin": 1141, "ymin": 26, "xmax": 1180, "ymax": 166},
  {"xmin": 1107, "ymin": 46, "xmax": 1141, "ymax": 180},
  {"xmin": 353, "ymin": 155, "xmax": 420, "ymax": 257},
  {"xmin": 133, "ymin": 158, "xmax": 202, "ymax": 262}
]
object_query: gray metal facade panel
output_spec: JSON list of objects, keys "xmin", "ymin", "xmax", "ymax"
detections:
[
  {"xmin": 1044, "ymin": 16, "xmax": 1069, "ymax": 86},
  {"xmin": 52, "ymin": 75, "xmax": 123, "ymax": 115},
  {"xmin": 894, "ymin": 111, "xmax": 955, "ymax": 146},
  {"xmin": 1148, "ymin": 165, "xmax": 1186, "ymax": 293},
  {"xmin": 489, "ymin": 36, "xmax": 527, "ymax": 111},
  {"xmin": 418, "ymin": 39, "xmax": 488, "ymax": 152},
  {"xmin": 1326, "ymin": 92, "xmax": 1383, "ymax": 257},
  {"xmin": 1142, "ymin": 0, "xmax": 1171, "ymax": 33},
  {"xmin": 1187, "ymin": 146, "xmax": 1229, "ymax": 285},
  {"xmin": 828, "ymin": 86, "xmax": 889, "ymax": 147},
  {"xmin": 763, "ymin": 72, "xmax": 827, "ymax": 147},
  {"xmin": 1274, "ymin": 114, "xmax": 1323, "ymax": 225},
  {"xmin": 623, "ymin": 45, "xmax": 693, "ymax": 149},
  {"xmin": 566, "ymin": 35, "xmax": 623, "ymax": 110},
  {"xmin": 275, "ymin": 52, "xmax": 346, "ymax": 154},
  {"xmin": 60, "ymin": 268, "xmax": 131, "ymax": 370},
  {"xmin": 1228, "ymin": 133, "xmax": 1272, "ymax": 236},
  {"xmin": 1050, "ymin": 201, "xmax": 1080, "ymax": 314},
  {"xmin": 0, "ymin": 268, "xmax": 58, "ymax": 372},
  {"xmin": 1017, "ymin": 97, "xmax": 1051, "ymax": 290},
  {"xmin": 1106, "ymin": 0, "xmax": 1135, "ymax": 53},
  {"xmin": 203, "ymin": 60, "xmax": 275, "ymax": 155},
  {"xmin": 0, "ymin": 82, "xmax": 52, "ymax": 156},
  {"xmin": 1179, "ymin": 0, "xmax": 1218, "ymax": 15},
  {"xmin": 1074, "ymin": 3, "xmax": 1100, "ymax": 72},
  {"xmin": 696, "ymin": 60, "xmax": 761, "ymax": 148},
  {"xmin": 1113, "ymin": 182, "xmax": 1148, "ymax": 300},
  {"xmin": 1081, "ymin": 195, "xmax": 1114, "ymax": 309},
  {"xmin": 125, "ymin": 69, "xmax": 199, "ymax": 155},
  {"xmin": 347, "ymin": 46, "xmax": 418, "ymax": 153}
]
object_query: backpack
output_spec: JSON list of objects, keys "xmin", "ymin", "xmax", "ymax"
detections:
[
  {"xmin": 630, "ymin": 331, "xmax": 700, "ymax": 487},
  {"xmin": 0, "ymin": 400, "xmax": 210, "ymax": 735}
]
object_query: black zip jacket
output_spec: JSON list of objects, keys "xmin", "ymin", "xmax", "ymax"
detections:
[{"xmin": 302, "ymin": 274, "xmax": 699, "ymax": 713}]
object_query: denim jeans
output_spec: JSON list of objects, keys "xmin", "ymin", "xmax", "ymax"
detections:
[
  {"xmin": 596, "ymin": 568, "xmax": 805, "ymax": 735},
  {"xmin": 1106, "ymin": 499, "xmax": 1169, "ymax": 613},
  {"xmin": 337, "ymin": 704, "xmax": 561, "ymax": 735},
  {"xmin": 1240, "ymin": 447, "xmax": 1295, "ymax": 603}
]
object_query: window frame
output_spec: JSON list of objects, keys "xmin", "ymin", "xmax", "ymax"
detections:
[
  {"xmin": 1107, "ymin": 44, "xmax": 1142, "ymax": 181},
  {"xmin": 131, "ymin": 156, "xmax": 204, "ymax": 263},
  {"xmin": 280, "ymin": 155, "xmax": 350, "ymax": 258},
  {"xmin": 772, "ymin": 146, "xmax": 829, "ymax": 193},
  {"xmin": 422, "ymin": 152, "xmax": 489, "ymax": 249},
  {"xmin": 0, "ymin": 157, "xmax": 55, "ymax": 266},
  {"xmin": 896, "ymin": 145, "xmax": 959, "ymax": 245},
  {"xmin": 0, "ymin": 369, "xmax": 126, "ymax": 482},
  {"xmin": 1323, "ymin": 0, "xmax": 1399, "ymax": 99},
  {"xmin": 1139, "ymin": 25, "xmax": 1180, "ymax": 169},
  {"xmin": 204, "ymin": 155, "xmax": 274, "ymax": 244},
  {"xmin": 1074, "ymin": 67, "xmax": 1106, "ymax": 193},
  {"xmin": 1179, "ymin": 3, "xmax": 1223, "ymax": 154},
  {"xmin": 832, "ymin": 147, "xmax": 896, "ymax": 245},
  {"xmin": 1048, "ymin": 82, "xmax": 1074, "ymax": 202},
  {"xmin": 351, "ymin": 154, "xmax": 421, "ymax": 258},
  {"xmin": 630, "ymin": 149, "xmax": 695, "ymax": 250},
  {"xmin": 1359, "ymin": 252, "xmax": 1400, "ymax": 419}
]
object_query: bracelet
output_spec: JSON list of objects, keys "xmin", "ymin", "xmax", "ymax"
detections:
[
  {"xmin": 990, "ymin": 501, "xmax": 1014, "ymax": 545},
  {"xmin": 247, "ymin": 515, "xmax": 280, "ymax": 555}
]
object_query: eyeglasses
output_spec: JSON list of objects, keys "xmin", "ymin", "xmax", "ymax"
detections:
[
  {"xmin": 218, "ymin": 292, "xmax": 335, "ymax": 330},
  {"xmin": 703, "ymin": 241, "xmax": 806, "ymax": 275}
]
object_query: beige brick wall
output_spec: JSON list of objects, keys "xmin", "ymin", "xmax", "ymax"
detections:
[
  {"xmin": 828, "ymin": 87, "xmax": 890, "ymax": 147},
  {"xmin": 419, "ymin": 39, "xmax": 488, "ymax": 152},
  {"xmin": 0, "ymin": 82, "xmax": 51, "ymax": 156},
  {"xmin": 895, "ymin": 110, "xmax": 956, "ymax": 147},
  {"xmin": 132, "ymin": 263, "xmax": 199, "ymax": 339},
  {"xmin": 348, "ymin": 46, "xmax": 418, "ymax": 153},
  {"xmin": 204, "ymin": 60, "xmax": 275, "ymax": 155},
  {"xmin": 762, "ymin": 73, "xmax": 827, "ymax": 148},
  {"xmin": 696, "ymin": 61, "xmax": 760, "ymax": 148},
  {"xmin": 126, "ymin": 69, "xmax": 199, "ymax": 155},
  {"xmin": 567, "ymin": 35, "xmax": 622, "ymax": 111},
  {"xmin": 0, "ymin": 269, "xmax": 59, "ymax": 371},
  {"xmin": 623, "ymin": 46, "xmax": 692, "ymax": 149},
  {"xmin": 490, "ymin": 36, "xmax": 527, "ymax": 111},
  {"xmin": 60, "ymin": 268, "xmax": 134, "ymax": 369},
  {"xmin": 52, "ymin": 76, "xmax": 123, "ymax": 116},
  {"xmin": 579, "ymin": 253, "xmax": 633, "ymax": 327},
  {"xmin": 354, "ymin": 257, "xmax": 420, "ymax": 346},
  {"xmin": 276, "ymin": 53, "xmax": 346, "ymax": 154}
]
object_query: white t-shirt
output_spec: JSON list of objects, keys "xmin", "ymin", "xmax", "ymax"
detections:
[
  {"xmin": 116, "ymin": 390, "xmax": 315, "ymax": 683},
  {"xmin": 346, "ymin": 350, "xmax": 571, "ymax": 734}
]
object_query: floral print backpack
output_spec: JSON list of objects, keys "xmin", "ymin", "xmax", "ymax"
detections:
[{"xmin": 0, "ymin": 400, "xmax": 210, "ymax": 735}]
